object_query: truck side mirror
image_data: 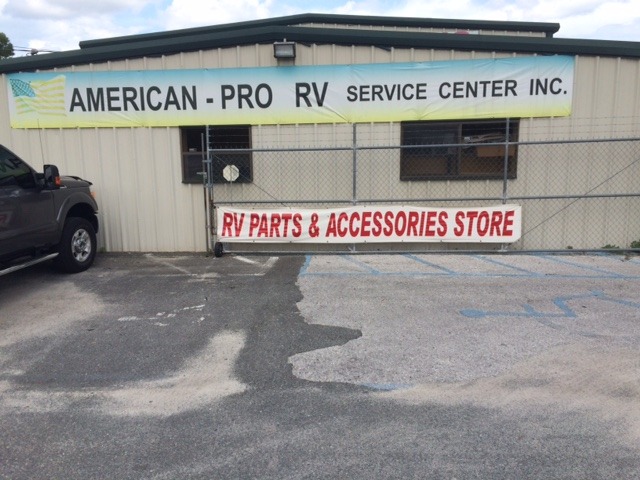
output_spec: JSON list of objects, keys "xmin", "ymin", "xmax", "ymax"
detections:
[{"xmin": 43, "ymin": 164, "xmax": 61, "ymax": 189}]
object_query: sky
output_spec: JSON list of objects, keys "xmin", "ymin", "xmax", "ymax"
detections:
[{"xmin": 1, "ymin": 0, "xmax": 640, "ymax": 55}]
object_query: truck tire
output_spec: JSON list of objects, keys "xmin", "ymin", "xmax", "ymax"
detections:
[{"xmin": 54, "ymin": 217, "xmax": 97, "ymax": 273}]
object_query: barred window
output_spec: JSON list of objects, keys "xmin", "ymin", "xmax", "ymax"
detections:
[
  {"xmin": 180, "ymin": 126, "xmax": 252, "ymax": 184},
  {"xmin": 400, "ymin": 120, "xmax": 518, "ymax": 181}
]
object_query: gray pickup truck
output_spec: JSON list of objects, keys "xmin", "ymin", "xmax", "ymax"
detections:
[{"xmin": 0, "ymin": 144, "xmax": 99, "ymax": 276}]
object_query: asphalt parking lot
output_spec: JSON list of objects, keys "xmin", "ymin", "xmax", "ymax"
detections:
[{"xmin": 1, "ymin": 252, "xmax": 639, "ymax": 479}]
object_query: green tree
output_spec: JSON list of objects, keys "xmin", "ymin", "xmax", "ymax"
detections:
[{"xmin": 0, "ymin": 32, "xmax": 14, "ymax": 59}]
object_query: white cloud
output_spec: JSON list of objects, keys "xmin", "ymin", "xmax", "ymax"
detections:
[
  {"xmin": 2, "ymin": 0, "xmax": 160, "ymax": 50},
  {"xmin": 8, "ymin": 15, "xmax": 147, "ymax": 51},
  {"xmin": 550, "ymin": 1, "xmax": 640, "ymax": 39},
  {"xmin": 1, "ymin": 0, "xmax": 639, "ymax": 54},
  {"xmin": 160, "ymin": 0, "xmax": 274, "ymax": 30},
  {"xmin": 4, "ymin": 0, "xmax": 140, "ymax": 19},
  {"xmin": 337, "ymin": 0, "xmax": 640, "ymax": 40}
]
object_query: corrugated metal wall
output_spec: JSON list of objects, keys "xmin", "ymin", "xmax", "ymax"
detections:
[{"xmin": 1, "ymin": 44, "xmax": 639, "ymax": 252}]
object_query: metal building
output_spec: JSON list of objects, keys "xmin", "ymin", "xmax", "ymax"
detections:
[{"xmin": 1, "ymin": 14, "xmax": 639, "ymax": 253}]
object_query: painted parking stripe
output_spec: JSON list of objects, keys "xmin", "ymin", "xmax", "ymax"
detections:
[
  {"xmin": 539, "ymin": 254, "xmax": 625, "ymax": 278},
  {"xmin": 403, "ymin": 253, "xmax": 457, "ymax": 274},
  {"xmin": 299, "ymin": 254, "xmax": 640, "ymax": 279},
  {"xmin": 342, "ymin": 255, "xmax": 382, "ymax": 274},
  {"xmin": 472, "ymin": 254, "xmax": 543, "ymax": 276}
]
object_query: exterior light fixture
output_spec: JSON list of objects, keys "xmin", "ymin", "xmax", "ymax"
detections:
[{"xmin": 273, "ymin": 40, "xmax": 296, "ymax": 59}]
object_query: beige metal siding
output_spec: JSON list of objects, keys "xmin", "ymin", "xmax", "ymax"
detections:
[
  {"xmin": 0, "ymin": 75, "xmax": 205, "ymax": 253},
  {"xmin": 514, "ymin": 55, "xmax": 640, "ymax": 249},
  {"xmin": 2, "ymin": 47, "xmax": 639, "ymax": 252}
]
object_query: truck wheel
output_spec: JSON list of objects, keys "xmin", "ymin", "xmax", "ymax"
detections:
[
  {"xmin": 214, "ymin": 242, "xmax": 224, "ymax": 258},
  {"xmin": 54, "ymin": 217, "xmax": 97, "ymax": 273}
]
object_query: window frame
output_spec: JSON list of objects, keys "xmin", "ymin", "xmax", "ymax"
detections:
[
  {"xmin": 400, "ymin": 119, "xmax": 518, "ymax": 181},
  {"xmin": 0, "ymin": 146, "xmax": 37, "ymax": 189},
  {"xmin": 180, "ymin": 125, "xmax": 253, "ymax": 184}
]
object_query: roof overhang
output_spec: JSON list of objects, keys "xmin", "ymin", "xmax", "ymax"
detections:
[{"xmin": 1, "ymin": 13, "xmax": 639, "ymax": 73}]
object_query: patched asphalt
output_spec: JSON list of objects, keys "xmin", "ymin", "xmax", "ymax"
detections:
[{"xmin": 1, "ymin": 252, "xmax": 639, "ymax": 479}]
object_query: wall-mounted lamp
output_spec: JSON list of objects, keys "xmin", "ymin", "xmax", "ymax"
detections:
[{"xmin": 273, "ymin": 40, "xmax": 296, "ymax": 59}]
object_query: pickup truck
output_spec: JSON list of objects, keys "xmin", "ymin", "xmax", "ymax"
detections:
[{"xmin": 0, "ymin": 144, "xmax": 99, "ymax": 276}]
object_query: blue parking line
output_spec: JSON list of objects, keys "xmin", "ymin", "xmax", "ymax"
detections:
[
  {"xmin": 472, "ymin": 254, "xmax": 543, "ymax": 277},
  {"xmin": 299, "ymin": 254, "xmax": 382, "ymax": 276},
  {"xmin": 298, "ymin": 254, "xmax": 640, "ymax": 279},
  {"xmin": 342, "ymin": 255, "xmax": 381, "ymax": 274},
  {"xmin": 539, "ymin": 254, "xmax": 625, "ymax": 278},
  {"xmin": 460, "ymin": 290, "xmax": 640, "ymax": 320},
  {"xmin": 300, "ymin": 255, "xmax": 313, "ymax": 276},
  {"xmin": 461, "ymin": 293, "xmax": 579, "ymax": 319},
  {"xmin": 403, "ymin": 253, "xmax": 457, "ymax": 274}
]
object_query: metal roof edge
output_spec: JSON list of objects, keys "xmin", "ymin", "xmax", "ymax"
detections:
[
  {"xmin": 77, "ymin": 13, "xmax": 561, "ymax": 49},
  {"xmin": 1, "ymin": 24, "xmax": 639, "ymax": 73}
]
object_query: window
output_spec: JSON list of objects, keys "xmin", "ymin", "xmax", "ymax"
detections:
[
  {"xmin": 180, "ymin": 126, "xmax": 253, "ymax": 184},
  {"xmin": 400, "ymin": 120, "xmax": 518, "ymax": 181},
  {"xmin": 0, "ymin": 146, "xmax": 36, "ymax": 188}
]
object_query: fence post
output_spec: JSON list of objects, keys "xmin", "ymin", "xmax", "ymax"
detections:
[
  {"xmin": 200, "ymin": 132, "xmax": 212, "ymax": 254},
  {"xmin": 500, "ymin": 119, "xmax": 511, "ymax": 252},
  {"xmin": 352, "ymin": 123, "xmax": 358, "ymax": 205},
  {"xmin": 502, "ymin": 118, "xmax": 511, "ymax": 205},
  {"xmin": 350, "ymin": 124, "xmax": 358, "ymax": 252}
]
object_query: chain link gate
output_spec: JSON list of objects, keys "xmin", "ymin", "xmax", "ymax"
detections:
[{"xmin": 202, "ymin": 122, "xmax": 640, "ymax": 255}]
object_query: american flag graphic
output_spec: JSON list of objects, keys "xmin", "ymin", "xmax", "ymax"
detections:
[{"xmin": 9, "ymin": 75, "xmax": 66, "ymax": 116}]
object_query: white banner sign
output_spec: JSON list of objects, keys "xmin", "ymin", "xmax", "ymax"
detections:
[
  {"xmin": 217, "ymin": 205, "xmax": 521, "ymax": 244},
  {"xmin": 7, "ymin": 56, "xmax": 573, "ymax": 128}
]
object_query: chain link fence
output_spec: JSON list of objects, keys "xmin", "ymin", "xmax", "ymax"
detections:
[{"xmin": 204, "ymin": 123, "xmax": 640, "ymax": 254}]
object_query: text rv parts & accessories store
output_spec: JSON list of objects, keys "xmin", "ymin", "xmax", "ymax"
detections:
[{"xmin": 1, "ymin": 14, "xmax": 639, "ymax": 254}]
